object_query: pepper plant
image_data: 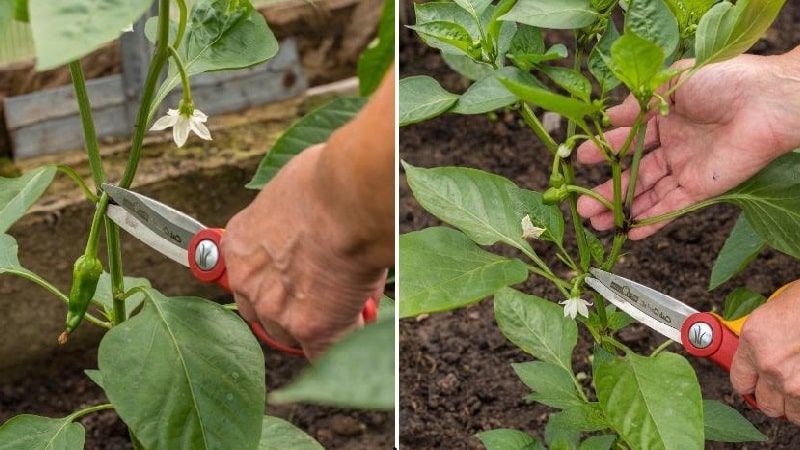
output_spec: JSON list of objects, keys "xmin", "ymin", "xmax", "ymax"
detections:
[
  {"xmin": 399, "ymin": 0, "xmax": 796, "ymax": 448},
  {"xmin": 0, "ymin": 0, "xmax": 393, "ymax": 449}
]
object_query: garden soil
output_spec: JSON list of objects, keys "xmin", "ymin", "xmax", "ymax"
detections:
[{"xmin": 400, "ymin": 3, "xmax": 800, "ymax": 450}]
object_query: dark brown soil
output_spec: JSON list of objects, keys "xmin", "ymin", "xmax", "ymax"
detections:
[{"xmin": 400, "ymin": 4, "xmax": 800, "ymax": 450}]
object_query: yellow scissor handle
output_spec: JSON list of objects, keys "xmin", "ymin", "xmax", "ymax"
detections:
[{"xmin": 718, "ymin": 281, "xmax": 798, "ymax": 335}]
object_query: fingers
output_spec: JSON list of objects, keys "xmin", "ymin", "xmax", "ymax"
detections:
[{"xmin": 576, "ymin": 117, "xmax": 659, "ymax": 165}]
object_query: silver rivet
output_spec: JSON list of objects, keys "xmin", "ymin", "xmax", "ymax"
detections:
[
  {"xmin": 195, "ymin": 239, "xmax": 219, "ymax": 271},
  {"xmin": 688, "ymin": 322, "xmax": 713, "ymax": 349}
]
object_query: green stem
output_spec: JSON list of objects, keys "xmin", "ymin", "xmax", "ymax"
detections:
[
  {"xmin": 611, "ymin": 162, "xmax": 624, "ymax": 229},
  {"xmin": 565, "ymin": 185, "xmax": 614, "ymax": 211},
  {"xmin": 119, "ymin": 0, "xmax": 171, "ymax": 189},
  {"xmin": 604, "ymin": 232, "xmax": 627, "ymax": 271},
  {"xmin": 105, "ymin": 218, "xmax": 126, "ymax": 325},
  {"xmin": 519, "ymin": 102, "xmax": 558, "ymax": 154},
  {"xmin": 84, "ymin": 195, "xmax": 108, "ymax": 257},
  {"xmin": 67, "ymin": 404, "xmax": 114, "ymax": 422},
  {"xmin": 68, "ymin": 61, "xmax": 105, "ymax": 190},
  {"xmin": 624, "ymin": 111, "xmax": 649, "ymax": 215},
  {"xmin": 651, "ymin": 339, "xmax": 674, "ymax": 357},
  {"xmin": 529, "ymin": 266, "xmax": 571, "ymax": 297},
  {"xmin": 168, "ymin": 45, "xmax": 192, "ymax": 104},
  {"xmin": 173, "ymin": 0, "xmax": 188, "ymax": 48},
  {"xmin": 56, "ymin": 165, "xmax": 98, "ymax": 202},
  {"xmin": 632, "ymin": 197, "xmax": 724, "ymax": 227}
]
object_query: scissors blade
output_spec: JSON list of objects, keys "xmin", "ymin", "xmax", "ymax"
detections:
[
  {"xmin": 586, "ymin": 268, "xmax": 699, "ymax": 343},
  {"xmin": 102, "ymin": 184, "xmax": 206, "ymax": 267}
]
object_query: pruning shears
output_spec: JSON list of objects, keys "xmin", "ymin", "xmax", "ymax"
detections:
[
  {"xmin": 586, "ymin": 268, "xmax": 792, "ymax": 411},
  {"xmin": 102, "ymin": 183, "xmax": 378, "ymax": 356}
]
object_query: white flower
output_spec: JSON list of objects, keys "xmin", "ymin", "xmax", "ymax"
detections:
[
  {"xmin": 521, "ymin": 214, "xmax": 545, "ymax": 240},
  {"xmin": 121, "ymin": 24, "xmax": 134, "ymax": 33},
  {"xmin": 150, "ymin": 108, "xmax": 212, "ymax": 147},
  {"xmin": 559, "ymin": 297, "xmax": 592, "ymax": 319},
  {"xmin": 557, "ymin": 143, "xmax": 573, "ymax": 158}
]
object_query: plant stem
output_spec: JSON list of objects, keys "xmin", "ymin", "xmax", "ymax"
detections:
[
  {"xmin": 68, "ymin": 61, "xmax": 104, "ymax": 190},
  {"xmin": 173, "ymin": 0, "xmax": 188, "ymax": 48},
  {"xmin": 651, "ymin": 339, "xmax": 674, "ymax": 357},
  {"xmin": 168, "ymin": 45, "xmax": 192, "ymax": 104},
  {"xmin": 105, "ymin": 218, "xmax": 126, "ymax": 324},
  {"xmin": 624, "ymin": 111, "xmax": 648, "ymax": 215},
  {"xmin": 632, "ymin": 197, "xmax": 724, "ymax": 227},
  {"xmin": 610, "ymin": 162, "xmax": 624, "ymax": 229},
  {"xmin": 604, "ymin": 233, "xmax": 627, "ymax": 271},
  {"xmin": 529, "ymin": 266, "xmax": 570, "ymax": 296},
  {"xmin": 84, "ymin": 195, "xmax": 108, "ymax": 258},
  {"xmin": 56, "ymin": 165, "xmax": 98, "ymax": 202},
  {"xmin": 565, "ymin": 184, "xmax": 614, "ymax": 211},
  {"xmin": 519, "ymin": 103, "xmax": 558, "ymax": 154},
  {"xmin": 66, "ymin": 403, "xmax": 114, "ymax": 422}
]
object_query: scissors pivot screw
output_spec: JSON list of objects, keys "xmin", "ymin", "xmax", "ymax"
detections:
[
  {"xmin": 687, "ymin": 322, "xmax": 713, "ymax": 349},
  {"xmin": 194, "ymin": 239, "xmax": 220, "ymax": 271}
]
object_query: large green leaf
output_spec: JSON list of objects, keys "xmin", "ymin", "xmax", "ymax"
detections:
[
  {"xmin": 92, "ymin": 272, "xmax": 151, "ymax": 320},
  {"xmin": 269, "ymin": 320, "xmax": 394, "ymax": 409},
  {"xmin": 625, "ymin": 0, "xmax": 679, "ymax": 57},
  {"xmin": 476, "ymin": 429, "xmax": 545, "ymax": 450},
  {"xmin": 399, "ymin": 76, "xmax": 459, "ymax": 126},
  {"xmin": 709, "ymin": 214, "xmax": 764, "ymax": 290},
  {"xmin": 579, "ymin": 435, "xmax": 617, "ymax": 450},
  {"xmin": 664, "ymin": 0, "xmax": 715, "ymax": 34},
  {"xmin": 499, "ymin": 0, "xmax": 597, "ymax": 29},
  {"xmin": 540, "ymin": 66, "xmax": 592, "ymax": 102},
  {"xmin": 408, "ymin": 21, "xmax": 479, "ymax": 59},
  {"xmin": 260, "ymin": 416, "xmax": 323, "ymax": 450},
  {"xmin": 494, "ymin": 288, "xmax": 577, "ymax": 371},
  {"xmin": 588, "ymin": 20, "xmax": 621, "ymax": 93},
  {"xmin": 722, "ymin": 152, "xmax": 800, "ymax": 259},
  {"xmin": 454, "ymin": 0, "xmax": 493, "ymax": 21},
  {"xmin": 0, "ymin": 414, "xmax": 85, "ymax": 450},
  {"xmin": 694, "ymin": 0, "xmax": 785, "ymax": 67},
  {"xmin": 0, "ymin": 234, "xmax": 64, "ymax": 299},
  {"xmin": 607, "ymin": 32, "xmax": 665, "ymax": 93},
  {"xmin": 150, "ymin": 0, "xmax": 278, "ymax": 120},
  {"xmin": 0, "ymin": 166, "xmax": 56, "ymax": 234},
  {"xmin": 703, "ymin": 399, "xmax": 767, "ymax": 442},
  {"xmin": 98, "ymin": 289, "xmax": 265, "ymax": 450},
  {"xmin": 403, "ymin": 162, "xmax": 565, "ymax": 252},
  {"xmin": 498, "ymin": 76, "xmax": 602, "ymax": 127},
  {"xmin": 399, "ymin": 227, "xmax": 528, "ymax": 317},
  {"xmin": 246, "ymin": 97, "xmax": 366, "ymax": 189},
  {"xmin": 452, "ymin": 66, "xmax": 544, "ymax": 115},
  {"xmin": 595, "ymin": 352, "xmax": 703, "ymax": 450},
  {"xmin": 357, "ymin": 0, "xmax": 394, "ymax": 97},
  {"xmin": 512, "ymin": 361, "xmax": 582, "ymax": 409},
  {"xmin": 29, "ymin": 0, "xmax": 152, "ymax": 70},
  {"xmin": 441, "ymin": 52, "xmax": 494, "ymax": 81},
  {"xmin": 722, "ymin": 287, "xmax": 766, "ymax": 321}
]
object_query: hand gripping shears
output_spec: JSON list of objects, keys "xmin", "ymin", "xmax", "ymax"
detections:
[
  {"xmin": 102, "ymin": 183, "xmax": 378, "ymax": 356},
  {"xmin": 586, "ymin": 267, "xmax": 791, "ymax": 411}
]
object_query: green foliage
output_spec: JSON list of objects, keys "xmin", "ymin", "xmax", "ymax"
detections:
[
  {"xmin": 595, "ymin": 352, "xmax": 703, "ymax": 450},
  {"xmin": 625, "ymin": 0, "xmax": 679, "ymax": 58},
  {"xmin": 709, "ymin": 214, "xmax": 765, "ymax": 290},
  {"xmin": 703, "ymin": 400, "xmax": 768, "ymax": 442},
  {"xmin": 513, "ymin": 361, "xmax": 583, "ymax": 409},
  {"xmin": 606, "ymin": 32, "xmax": 665, "ymax": 95},
  {"xmin": 476, "ymin": 429, "xmax": 545, "ymax": 450},
  {"xmin": 399, "ymin": 75, "xmax": 459, "ymax": 126},
  {"xmin": 259, "ymin": 416, "xmax": 324, "ymax": 450},
  {"xmin": 92, "ymin": 272, "xmax": 151, "ymax": 320},
  {"xmin": 29, "ymin": 0, "xmax": 153, "ymax": 70},
  {"xmin": 587, "ymin": 21, "xmax": 621, "ymax": 93},
  {"xmin": 399, "ymin": 227, "xmax": 527, "ymax": 317},
  {"xmin": 451, "ymin": 66, "xmax": 543, "ymax": 115},
  {"xmin": 0, "ymin": 414, "xmax": 85, "ymax": 450},
  {"xmin": 270, "ymin": 319, "xmax": 394, "ymax": 409},
  {"xmin": 499, "ymin": 0, "xmax": 598, "ymax": 29},
  {"xmin": 357, "ymin": 0, "xmax": 394, "ymax": 96},
  {"xmin": 98, "ymin": 288, "xmax": 265, "ymax": 450},
  {"xmin": 499, "ymin": 75, "xmax": 601, "ymax": 127},
  {"xmin": 722, "ymin": 287, "xmax": 766, "ymax": 321},
  {"xmin": 0, "ymin": 166, "xmax": 56, "ymax": 234},
  {"xmin": 247, "ymin": 97, "xmax": 367, "ymax": 189}
]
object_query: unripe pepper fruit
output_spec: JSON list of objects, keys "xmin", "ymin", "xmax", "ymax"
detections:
[{"xmin": 58, "ymin": 254, "xmax": 103, "ymax": 344}]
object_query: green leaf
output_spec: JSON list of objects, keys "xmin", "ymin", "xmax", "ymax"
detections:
[
  {"xmin": 269, "ymin": 320, "xmax": 394, "ymax": 409},
  {"xmin": 625, "ymin": 0, "xmax": 679, "ymax": 57},
  {"xmin": 486, "ymin": 0, "xmax": 518, "ymax": 52},
  {"xmin": 495, "ymin": 288, "xmax": 577, "ymax": 371},
  {"xmin": 0, "ymin": 234, "xmax": 65, "ymax": 298},
  {"xmin": 246, "ymin": 97, "xmax": 366, "ymax": 189},
  {"xmin": 498, "ymin": 75, "xmax": 602, "ymax": 127},
  {"xmin": 723, "ymin": 152, "xmax": 800, "ymax": 259},
  {"xmin": 13, "ymin": 0, "xmax": 26, "ymax": 22},
  {"xmin": 85, "ymin": 369, "xmax": 105, "ymax": 390},
  {"xmin": 0, "ymin": 1, "xmax": 14, "ymax": 40},
  {"xmin": 452, "ymin": 66, "xmax": 544, "ymax": 115},
  {"xmin": 0, "ymin": 414, "xmax": 85, "ymax": 450},
  {"xmin": 588, "ymin": 20, "xmax": 621, "ymax": 93},
  {"xmin": 544, "ymin": 411, "xmax": 580, "ymax": 450},
  {"xmin": 0, "ymin": 166, "xmax": 56, "ymax": 234},
  {"xmin": 584, "ymin": 228, "xmax": 605, "ymax": 265},
  {"xmin": 98, "ymin": 289, "xmax": 265, "ymax": 450},
  {"xmin": 506, "ymin": 25, "xmax": 569, "ymax": 70},
  {"xmin": 409, "ymin": 21, "xmax": 480, "ymax": 59},
  {"xmin": 357, "ymin": 0, "xmax": 394, "ymax": 97},
  {"xmin": 694, "ymin": 0, "xmax": 785, "ymax": 67},
  {"xmin": 579, "ymin": 435, "xmax": 617, "ymax": 450},
  {"xmin": 540, "ymin": 66, "xmax": 592, "ymax": 102},
  {"xmin": 377, "ymin": 295, "xmax": 395, "ymax": 322},
  {"xmin": 92, "ymin": 272, "xmax": 151, "ymax": 320},
  {"xmin": 441, "ymin": 52, "xmax": 494, "ymax": 81},
  {"xmin": 29, "ymin": 0, "xmax": 152, "ymax": 70},
  {"xmin": 403, "ymin": 162, "xmax": 564, "ymax": 253},
  {"xmin": 399, "ymin": 227, "xmax": 528, "ymax": 317},
  {"xmin": 454, "ymin": 0, "xmax": 493, "ymax": 21},
  {"xmin": 414, "ymin": 1, "xmax": 479, "ymax": 45},
  {"xmin": 260, "ymin": 416, "xmax": 324, "ymax": 450},
  {"xmin": 151, "ymin": 0, "xmax": 278, "ymax": 119},
  {"xmin": 548, "ymin": 403, "xmax": 608, "ymax": 433},
  {"xmin": 476, "ymin": 429, "xmax": 545, "ymax": 450},
  {"xmin": 709, "ymin": 214, "xmax": 765, "ymax": 290},
  {"xmin": 607, "ymin": 32, "xmax": 665, "ymax": 93},
  {"xmin": 664, "ymin": 0, "xmax": 715, "ymax": 34},
  {"xmin": 399, "ymin": 76, "xmax": 459, "ymax": 126},
  {"xmin": 595, "ymin": 352, "xmax": 703, "ymax": 450},
  {"xmin": 722, "ymin": 287, "xmax": 766, "ymax": 321},
  {"xmin": 703, "ymin": 399, "xmax": 767, "ymax": 442},
  {"xmin": 513, "ymin": 361, "xmax": 582, "ymax": 409},
  {"xmin": 499, "ymin": 0, "xmax": 598, "ymax": 29}
]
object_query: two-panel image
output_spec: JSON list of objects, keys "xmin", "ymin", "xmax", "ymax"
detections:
[{"xmin": 0, "ymin": 0, "xmax": 798, "ymax": 449}]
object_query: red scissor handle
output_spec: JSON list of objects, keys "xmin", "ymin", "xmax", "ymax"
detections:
[
  {"xmin": 681, "ymin": 312, "xmax": 757, "ymax": 409},
  {"xmin": 188, "ymin": 228, "xmax": 379, "ymax": 356}
]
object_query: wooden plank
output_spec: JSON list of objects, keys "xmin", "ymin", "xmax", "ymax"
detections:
[{"xmin": 5, "ymin": 39, "xmax": 305, "ymax": 159}]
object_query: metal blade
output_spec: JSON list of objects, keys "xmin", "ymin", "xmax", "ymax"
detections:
[
  {"xmin": 106, "ymin": 204, "xmax": 191, "ymax": 267},
  {"xmin": 586, "ymin": 268, "xmax": 699, "ymax": 343}
]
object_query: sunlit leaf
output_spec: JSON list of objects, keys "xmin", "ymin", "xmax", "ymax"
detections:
[
  {"xmin": 476, "ymin": 429, "xmax": 545, "ymax": 450},
  {"xmin": 0, "ymin": 414, "xmax": 85, "ymax": 450},
  {"xmin": 0, "ymin": 166, "xmax": 56, "ymax": 234},
  {"xmin": 722, "ymin": 287, "xmax": 765, "ymax": 321},
  {"xmin": 259, "ymin": 416, "xmax": 323, "ymax": 450},
  {"xmin": 703, "ymin": 399, "xmax": 767, "ymax": 442},
  {"xmin": 399, "ymin": 76, "xmax": 459, "ymax": 126},
  {"xmin": 499, "ymin": 0, "xmax": 598, "ymax": 29},
  {"xmin": 709, "ymin": 214, "xmax": 764, "ymax": 290}
]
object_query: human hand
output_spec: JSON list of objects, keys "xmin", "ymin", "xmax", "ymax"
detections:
[
  {"xmin": 730, "ymin": 281, "xmax": 800, "ymax": 423},
  {"xmin": 577, "ymin": 50, "xmax": 800, "ymax": 239},
  {"xmin": 222, "ymin": 144, "xmax": 388, "ymax": 359}
]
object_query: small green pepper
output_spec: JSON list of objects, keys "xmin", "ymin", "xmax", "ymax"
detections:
[
  {"xmin": 542, "ymin": 185, "xmax": 569, "ymax": 205},
  {"xmin": 58, "ymin": 254, "xmax": 103, "ymax": 344}
]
